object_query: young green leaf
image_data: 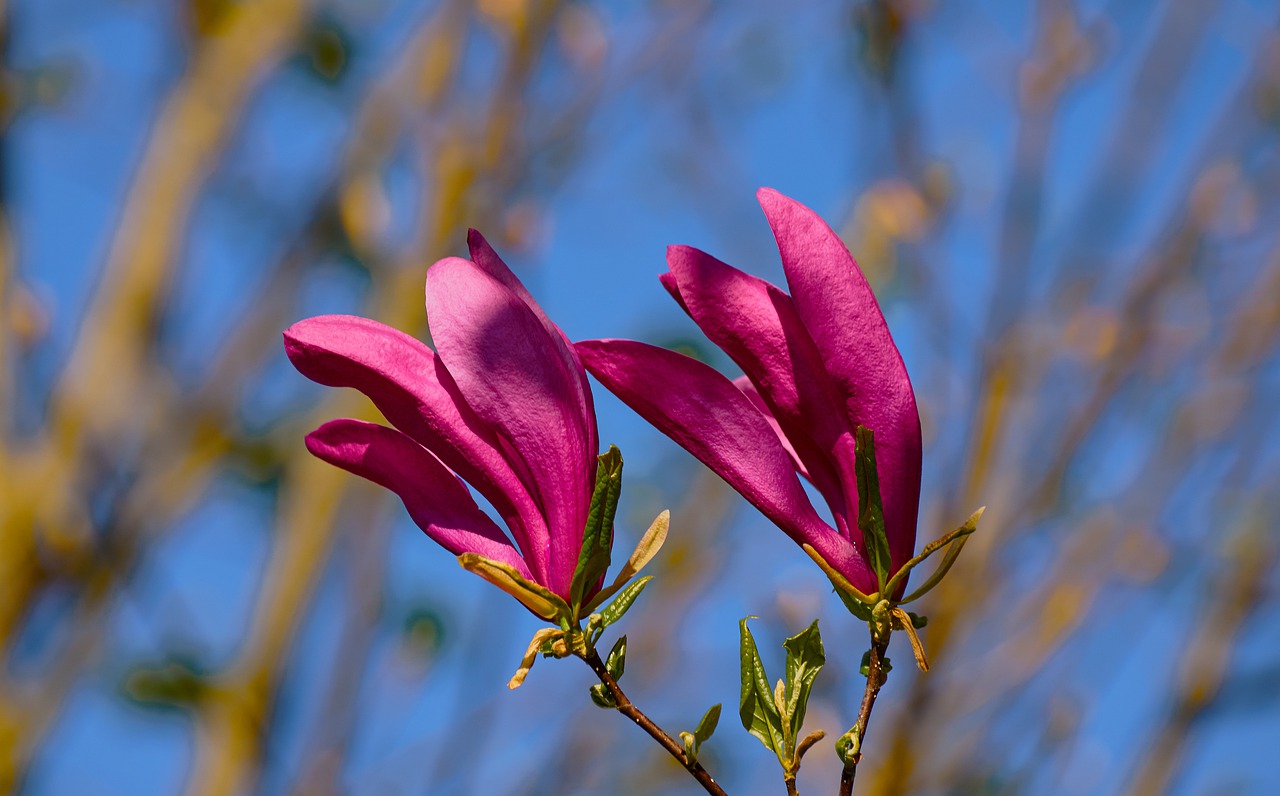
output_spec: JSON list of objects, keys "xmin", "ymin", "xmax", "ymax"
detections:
[
  {"xmin": 695, "ymin": 703, "xmax": 721, "ymax": 745},
  {"xmin": 858, "ymin": 649, "xmax": 892, "ymax": 680},
  {"xmin": 781, "ymin": 619, "xmax": 825, "ymax": 744},
  {"xmin": 598, "ymin": 575, "xmax": 652, "ymax": 628},
  {"xmin": 738, "ymin": 618, "xmax": 787, "ymax": 761},
  {"xmin": 680, "ymin": 731, "xmax": 699, "ymax": 763},
  {"xmin": 681, "ymin": 703, "xmax": 722, "ymax": 765},
  {"xmin": 569, "ymin": 446, "xmax": 624, "ymax": 611},
  {"xmin": 589, "ymin": 683, "xmax": 617, "ymax": 709},
  {"xmin": 835, "ymin": 728, "xmax": 860, "ymax": 766},
  {"xmin": 854, "ymin": 426, "xmax": 892, "ymax": 591},
  {"xmin": 604, "ymin": 635, "xmax": 627, "ymax": 681}
]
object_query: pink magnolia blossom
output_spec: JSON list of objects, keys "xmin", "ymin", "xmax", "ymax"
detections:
[
  {"xmin": 284, "ymin": 231, "xmax": 599, "ymax": 606},
  {"xmin": 576, "ymin": 188, "xmax": 921, "ymax": 596}
]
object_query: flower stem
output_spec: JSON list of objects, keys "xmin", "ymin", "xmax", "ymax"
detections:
[
  {"xmin": 580, "ymin": 650, "xmax": 728, "ymax": 796},
  {"xmin": 838, "ymin": 638, "xmax": 890, "ymax": 796}
]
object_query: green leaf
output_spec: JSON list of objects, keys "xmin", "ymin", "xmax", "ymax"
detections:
[
  {"xmin": 604, "ymin": 635, "xmax": 627, "ymax": 681},
  {"xmin": 854, "ymin": 426, "xmax": 892, "ymax": 592},
  {"xmin": 738, "ymin": 617, "xmax": 787, "ymax": 761},
  {"xmin": 589, "ymin": 683, "xmax": 617, "ymax": 709},
  {"xmin": 695, "ymin": 703, "xmax": 722, "ymax": 744},
  {"xmin": 570, "ymin": 446, "xmax": 624, "ymax": 612},
  {"xmin": 782, "ymin": 620, "xmax": 825, "ymax": 745},
  {"xmin": 598, "ymin": 575, "xmax": 652, "ymax": 628}
]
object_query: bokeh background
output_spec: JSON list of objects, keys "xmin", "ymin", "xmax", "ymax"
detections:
[{"xmin": 3, "ymin": 0, "xmax": 1279, "ymax": 794}]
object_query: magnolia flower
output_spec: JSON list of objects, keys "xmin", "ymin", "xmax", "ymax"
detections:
[
  {"xmin": 576, "ymin": 188, "xmax": 922, "ymax": 598},
  {"xmin": 284, "ymin": 231, "xmax": 605, "ymax": 616}
]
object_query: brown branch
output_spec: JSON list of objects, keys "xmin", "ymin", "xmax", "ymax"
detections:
[
  {"xmin": 580, "ymin": 650, "xmax": 728, "ymax": 796},
  {"xmin": 839, "ymin": 639, "xmax": 890, "ymax": 796}
]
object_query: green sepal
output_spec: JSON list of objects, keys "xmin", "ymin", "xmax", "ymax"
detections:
[
  {"xmin": 854, "ymin": 426, "xmax": 892, "ymax": 592},
  {"xmin": 581, "ymin": 510, "xmax": 669, "ymax": 615},
  {"xmin": 598, "ymin": 575, "xmax": 652, "ymax": 628},
  {"xmin": 589, "ymin": 683, "xmax": 617, "ymax": 709},
  {"xmin": 800, "ymin": 544, "xmax": 877, "ymax": 619},
  {"xmin": 782, "ymin": 620, "xmax": 825, "ymax": 749},
  {"xmin": 892, "ymin": 506, "xmax": 985, "ymax": 604},
  {"xmin": 738, "ymin": 617, "xmax": 787, "ymax": 761},
  {"xmin": 570, "ymin": 446, "xmax": 624, "ymax": 614},
  {"xmin": 459, "ymin": 553, "xmax": 571, "ymax": 622},
  {"xmin": 604, "ymin": 635, "xmax": 627, "ymax": 681}
]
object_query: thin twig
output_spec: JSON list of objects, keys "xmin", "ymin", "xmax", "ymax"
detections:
[
  {"xmin": 580, "ymin": 650, "xmax": 728, "ymax": 796},
  {"xmin": 839, "ymin": 639, "xmax": 890, "ymax": 796}
]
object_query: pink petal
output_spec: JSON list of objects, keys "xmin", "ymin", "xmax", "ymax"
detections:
[
  {"xmin": 577, "ymin": 338, "xmax": 873, "ymax": 590},
  {"xmin": 733, "ymin": 376, "xmax": 808, "ymax": 480},
  {"xmin": 283, "ymin": 315, "xmax": 550, "ymax": 582},
  {"xmin": 657, "ymin": 270, "xmax": 690, "ymax": 314},
  {"xmin": 468, "ymin": 230, "xmax": 599, "ymax": 460},
  {"xmin": 427, "ymin": 257, "xmax": 594, "ymax": 599},
  {"xmin": 665, "ymin": 245, "xmax": 856, "ymax": 534},
  {"xmin": 757, "ymin": 187, "xmax": 922, "ymax": 569},
  {"xmin": 306, "ymin": 419, "xmax": 532, "ymax": 577}
]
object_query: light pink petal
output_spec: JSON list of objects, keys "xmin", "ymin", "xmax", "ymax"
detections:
[
  {"xmin": 306, "ymin": 419, "xmax": 532, "ymax": 577},
  {"xmin": 577, "ymin": 338, "xmax": 874, "ymax": 591},
  {"xmin": 665, "ymin": 245, "xmax": 856, "ymax": 533},
  {"xmin": 757, "ymin": 187, "xmax": 922, "ymax": 569},
  {"xmin": 427, "ymin": 257, "xmax": 593, "ymax": 599},
  {"xmin": 283, "ymin": 315, "xmax": 549, "ymax": 582},
  {"xmin": 468, "ymin": 230, "xmax": 599, "ymax": 459}
]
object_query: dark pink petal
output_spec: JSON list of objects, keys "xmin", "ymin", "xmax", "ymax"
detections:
[
  {"xmin": 733, "ymin": 376, "xmax": 807, "ymax": 480},
  {"xmin": 427, "ymin": 257, "xmax": 592, "ymax": 599},
  {"xmin": 576, "ymin": 338, "xmax": 874, "ymax": 591},
  {"xmin": 665, "ymin": 245, "xmax": 856, "ymax": 533},
  {"xmin": 757, "ymin": 187, "xmax": 923, "ymax": 569},
  {"xmin": 657, "ymin": 270, "xmax": 690, "ymax": 314},
  {"xmin": 306, "ymin": 419, "xmax": 532, "ymax": 577},
  {"xmin": 468, "ymin": 230, "xmax": 599, "ymax": 460},
  {"xmin": 283, "ymin": 315, "xmax": 550, "ymax": 582}
]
